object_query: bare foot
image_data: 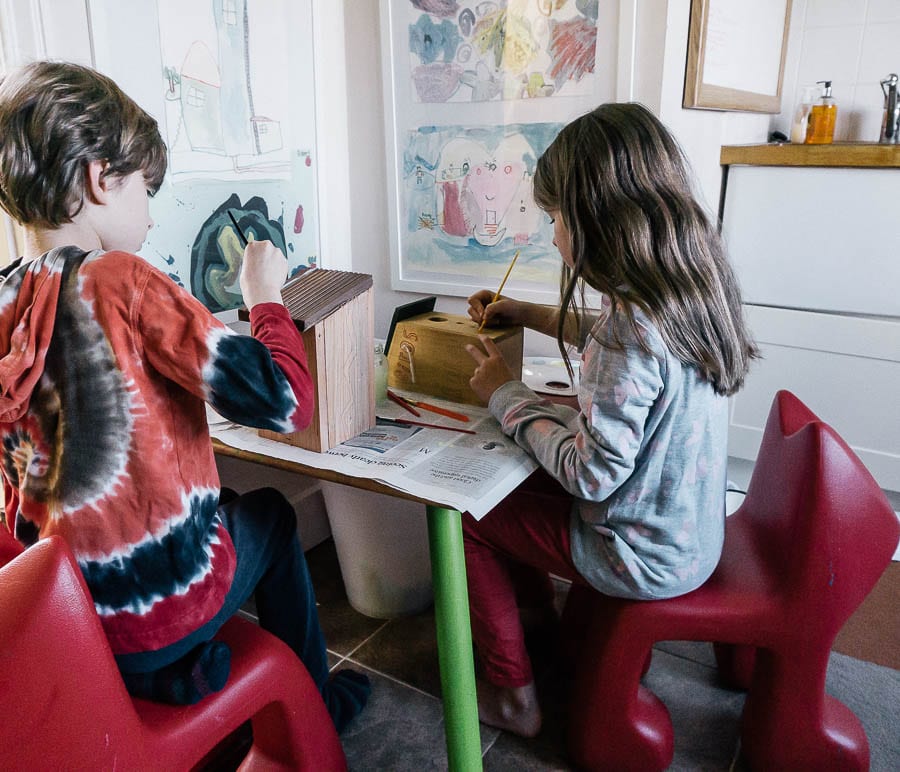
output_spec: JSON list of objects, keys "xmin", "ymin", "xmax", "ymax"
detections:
[{"xmin": 476, "ymin": 678, "xmax": 542, "ymax": 738}]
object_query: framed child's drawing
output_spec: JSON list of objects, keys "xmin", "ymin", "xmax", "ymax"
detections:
[
  {"xmin": 683, "ymin": 0, "xmax": 792, "ymax": 113},
  {"xmin": 380, "ymin": 0, "xmax": 619, "ymax": 304},
  {"xmin": 86, "ymin": 0, "xmax": 321, "ymax": 312}
]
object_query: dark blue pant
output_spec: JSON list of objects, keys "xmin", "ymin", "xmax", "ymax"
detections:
[{"xmin": 115, "ymin": 487, "xmax": 329, "ymax": 690}]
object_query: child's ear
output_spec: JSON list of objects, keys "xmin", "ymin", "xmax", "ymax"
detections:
[{"xmin": 84, "ymin": 159, "xmax": 112, "ymax": 205}]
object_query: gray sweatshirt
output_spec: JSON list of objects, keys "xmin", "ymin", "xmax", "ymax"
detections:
[{"xmin": 488, "ymin": 306, "xmax": 728, "ymax": 600}]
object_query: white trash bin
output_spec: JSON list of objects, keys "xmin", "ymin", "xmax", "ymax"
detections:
[{"xmin": 320, "ymin": 482, "xmax": 433, "ymax": 619}]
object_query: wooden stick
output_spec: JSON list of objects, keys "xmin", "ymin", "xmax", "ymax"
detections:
[{"xmin": 477, "ymin": 250, "xmax": 519, "ymax": 332}]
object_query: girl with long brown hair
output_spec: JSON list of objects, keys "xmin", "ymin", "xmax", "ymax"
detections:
[{"xmin": 463, "ymin": 103, "xmax": 757, "ymax": 737}]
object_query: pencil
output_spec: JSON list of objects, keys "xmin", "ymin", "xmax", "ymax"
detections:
[
  {"xmin": 228, "ymin": 210, "xmax": 249, "ymax": 247},
  {"xmin": 477, "ymin": 249, "xmax": 519, "ymax": 332},
  {"xmin": 403, "ymin": 398, "xmax": 470, "ymax": 422}
]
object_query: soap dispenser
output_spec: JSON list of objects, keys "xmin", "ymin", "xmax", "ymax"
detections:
[{"xmin": 805, "ymin": 80, "xmax": 837, "ymax": 144}]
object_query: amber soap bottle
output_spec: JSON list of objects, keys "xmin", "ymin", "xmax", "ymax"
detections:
[{"xmin": 806, "ymin": 80, "xmax": 837, "ymax": 144}]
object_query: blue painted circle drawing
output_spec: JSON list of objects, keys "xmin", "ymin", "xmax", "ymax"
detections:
[{"xmin": 190, "ymin": 194, "xmax": 287, "ymax": 312}]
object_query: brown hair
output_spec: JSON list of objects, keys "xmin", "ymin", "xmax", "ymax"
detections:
[
  {"xmin": 533, "ymin": 102, "xmax": 758, "ymax": 396},
  {"xmin": 0, "ymin": 60, "xmax": 167, "ymax": 228}
]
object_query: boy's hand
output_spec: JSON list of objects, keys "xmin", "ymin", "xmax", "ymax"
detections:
[
  {"xmin": 240, "ymin": 240, "xmax": 287, "ymax": 308},
  {"xmin": 465, "ymin": 335, "xmax": 516, "ymax": 404}
]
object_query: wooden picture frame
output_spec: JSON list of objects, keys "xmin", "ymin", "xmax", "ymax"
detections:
[{"xmin": 683, "ymin": 0, "xmax": 792, "ymax": 113}]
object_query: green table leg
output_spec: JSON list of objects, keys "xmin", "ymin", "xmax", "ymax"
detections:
[{"xmin": 427, "ymin": 505, "xmax": 483, "ymax": 772}]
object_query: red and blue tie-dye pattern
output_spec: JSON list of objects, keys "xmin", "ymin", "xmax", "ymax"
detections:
[{"xmin": 0, "ymin": 247, "xmax": 312, "ymax": 654}]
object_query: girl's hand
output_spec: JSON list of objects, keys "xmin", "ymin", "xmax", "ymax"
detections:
[
  {"xmin": 240, "ymin": 240, "xmax": 288, "ymax": 308},
  {"xmin": 467, "ymin": 290, "xmax": 525, "ymax": 328},
  {"xmin": 465, "ymin": 335, "xmax": 516, "ymax": 404}
]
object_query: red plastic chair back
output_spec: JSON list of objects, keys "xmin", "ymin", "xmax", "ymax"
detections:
[
  {"xmin": 0, "ymin": 535, "xmax": 348, "ymax": 771},
  {"xmin": 0, "ymin": 537, "xmax": 143, "ymax": 767},
  {"xmin": 734, "ymin": 390, "xmax": 897, "ymax": 633}
]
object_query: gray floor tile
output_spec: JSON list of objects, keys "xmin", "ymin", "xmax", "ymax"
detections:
[
  {"xmin": 644, "ymin": 648, "xmax": 745, "ymax": 770},
  {"xmin": 340, "ymin": 666, "xmax": 450, "ymax": 772},
  {"xmin": 339, "ymin": 664, "xmax": 501, "ymax": 771},
  {"xmin": 654, "ymin": 639, "xmax": 719, "ymax": 668},
  {"xmin": 351, "ymin": 606, "xmax": 444, "ymax": 698},
  {"xmin": 826, "ymin": 652, "xmax": 900, "ymax": 772}
]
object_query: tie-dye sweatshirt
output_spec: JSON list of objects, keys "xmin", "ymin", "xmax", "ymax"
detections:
[
  {"xmin": 487, "ymin": 305, "xmax": 728, "ymax": 600},
  {"xmin": 0, "ymin": 247, "xmax": 312, "ymax": 654}
]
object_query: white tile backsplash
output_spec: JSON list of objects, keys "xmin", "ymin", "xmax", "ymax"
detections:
[
  {"xmin": 867, "ymin": 0, "xmax": 900, "ymax": 24},
  {"xmin": 797, "ymin": 25, "xmax": 865, "ymax": 86},
  {"xmin": 857, "ymin": 22, "xmax": 900, "ymax": 82},
  {"xmin": 832, "ymin": 83, "xmax": 859, "ymax": 139},
  {"xmin": 845, "ymin": 105, "xmax": 887, "ymax": 141},
  {"xmin": 777, "ymin": 0, "xmax": 900, "ymax": 141},
  {"xmin": 806, "ymin": 0, "xmax": 869, "ymax": 27}
]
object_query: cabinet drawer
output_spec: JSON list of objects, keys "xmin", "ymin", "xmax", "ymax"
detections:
[
  {"xmin": 722, "ymin": 166, "xmax": 900, "ymax": 317},
  {"xmin": 729, "ymin": 305, "xmax": 900, "ymax": 491}
]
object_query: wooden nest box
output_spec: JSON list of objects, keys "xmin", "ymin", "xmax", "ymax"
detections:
[
  {"xmin": 243, "ymin": 268, "xmax": 374, "ymax": 452},
  {"xmin": 387, "ymin": 312, "xmax": 523, "ymax": 405}
]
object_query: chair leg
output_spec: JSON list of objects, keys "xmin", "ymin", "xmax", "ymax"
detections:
[
  {"xmin": 564, "ymin": 589, "xmax": 673, "ymax": 772},
  {"xmin": 741, "ymin": 646, "xmax": 869, "ymax": 771},
  {"xmin": 713, "ymin": 642, "xmax": 756, "ymax": 690},
  {"xmin": 239, "ymin": 699, "xmax": 346, "ymax": 772}
]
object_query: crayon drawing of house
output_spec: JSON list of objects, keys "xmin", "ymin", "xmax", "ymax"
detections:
[
  {"xmin": 180, "ymin": 42, "xmax": 226, "ymax": 154},
  {"xmin": 161, "ymin": 0, "xmax": 284, "ymax": 175}
]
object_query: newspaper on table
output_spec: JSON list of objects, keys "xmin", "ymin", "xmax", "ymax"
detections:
[{"xmin": 208, "ymin": 393, "xmax": 537, "ymax": 519}]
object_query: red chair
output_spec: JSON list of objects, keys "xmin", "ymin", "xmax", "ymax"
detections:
[
  {"xmin": 562, "ymin": 390, "xmax": 899, "ymax": 771},
  {"xmin": 0, "ymin": 535, "xmax": 347, "ymax": 771}
]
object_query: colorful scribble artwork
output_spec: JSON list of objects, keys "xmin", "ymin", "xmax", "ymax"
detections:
[
  {"xmin": 401, "ymin": 122, "xmax": 563, "ymax": 289},
  {"xmin": 190, "ymin": 194, "xmax": 290, "ymax": 312},
  {"xmin": 406, "ymin": 0, "xmax": 599, "ymax": 102},
  {"xmin": 158, "ymin": 0, "xmax": 291, "ymax": 180}
]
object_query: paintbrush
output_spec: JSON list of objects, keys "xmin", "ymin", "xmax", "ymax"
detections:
[
  {"xmin": 386, "ymin": 389, "xmax": 421, "ymax": 417},
  {"xmin": 378, "ymin": 417, "xmax": 476, "ymax": 435},
  {"xmin": 228, "ymin": 209, "xmax": 249, "ymax": 247},
  {"xmin": 477, "ymin": 249, "xmax": 519, "ymax": 333}
]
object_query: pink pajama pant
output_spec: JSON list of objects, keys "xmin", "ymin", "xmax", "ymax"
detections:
[{"xmin": 462, "ymin": 469, "xmax": 582, "ymax": 687}]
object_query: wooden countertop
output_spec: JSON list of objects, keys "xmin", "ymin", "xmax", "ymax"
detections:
[{"xmin": 720, "ymin": 142, "xmax": 900, "ymax": 168}]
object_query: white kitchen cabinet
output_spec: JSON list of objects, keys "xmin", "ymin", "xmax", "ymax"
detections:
[{"xmin": 720, "ymin": 144, "xmax": 900, "ymax": 492}]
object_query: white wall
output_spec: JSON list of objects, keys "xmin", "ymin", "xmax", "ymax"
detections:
[{"xmin": 772, "ymin": 0, "xmax": 900, "ymax": 142}]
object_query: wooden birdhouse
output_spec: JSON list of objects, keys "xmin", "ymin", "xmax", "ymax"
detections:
[
  {"xmin": 243, "ymin": 269, "xmax": 374, "ymax": 452},
  {"xmin": 387, "ymin": 311, "xmax": 523, "ymax": 405}
]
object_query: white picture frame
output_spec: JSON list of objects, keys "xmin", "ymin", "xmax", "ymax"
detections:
[{"xmin": 380, "ymin": 0, "xmax": 621, "ymax": 304}]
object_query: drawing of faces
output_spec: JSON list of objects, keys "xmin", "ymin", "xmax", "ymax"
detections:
[
  {"xmin": 463, "ymin": 134, "xmax": 530, "ymax": 246},
  {"xmin": 502, "ymin": 171, "xmax": 543, "ymax": 246},
  {"xmin": 434, "ymin": 133, "xmax": 536, "ymax": 246},
  {"xmin": 434, "ymin": 138, "xmax": 487, "ymax": 238}
]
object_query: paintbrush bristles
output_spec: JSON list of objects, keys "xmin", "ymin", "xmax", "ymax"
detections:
[{"xmin": 477, "ymin": 249, "xmax": 520, "ymax": 333}]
